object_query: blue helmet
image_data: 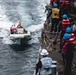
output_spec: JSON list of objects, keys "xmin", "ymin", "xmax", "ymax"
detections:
[
  {"xmin": 66, "ymin": 27, "xmax": 72, "ymax": 33},
  {"xmin": 63, "ymin": 33, "xmax": 70, "ymax": 40},
  {"xmin": 53, "ymin": 3, "xmax": 58, "ymax": 7},
  {"xmin": 62, "ymin": 14, "xmax": 68, "ymax": 19}
]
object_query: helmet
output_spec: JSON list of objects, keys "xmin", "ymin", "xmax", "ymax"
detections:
[
  {"xmin": 11, "ymin": 25, "xmax": 14, "ymax": 28},
  {"xmin": 62, "ymin": 14, "xmax": 68, "ymax": 19},
  {"xmin": 40, "ymin": 49, "xmax": 49, "ymax": 55},
  {"xmin": 12, "ymin": 24, "xmax": 14, "ymax": 26},
  {"xmin": 63, "ymin": 33, "xmax": 70, "ymax": 40},
  {"xmin": 53, "ymin": 3, "xmax": 58, "ymax": 7},
  {"xmin": 66, "ymin": 27, "xmax": 72, "ymax": 33}
]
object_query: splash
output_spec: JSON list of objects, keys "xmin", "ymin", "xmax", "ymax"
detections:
[{"xmin": 27, "ymin": 0, "xmax": 50, "ymax": 32}]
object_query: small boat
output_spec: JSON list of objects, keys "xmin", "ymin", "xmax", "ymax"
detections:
[
  {"xmin": 10, "ymin": 22, "xmax": 31, "ymax": 38},
  {"xmin": 10, "ymin": 29, "xmax": 31, "ymax": 39},
  {"xmin": 9, "ymin": 22, "xmax": 31, "ymax": 44}
]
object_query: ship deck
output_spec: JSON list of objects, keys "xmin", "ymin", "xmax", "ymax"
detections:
[{"xmin": 40, "ymin": 20, "xmax": 76, "ymax": 75}]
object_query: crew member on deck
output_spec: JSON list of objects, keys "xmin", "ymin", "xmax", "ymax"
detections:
[
  {"xmin": 62, "ymin": 33, "xmax": 75, "ymax": 75},
  {"xmin": 45, "ymin": 4, "xmax": 52, "ymax": 24},
  {"xmin": 60, "ymin": 0, "xmax": 70, "ymax": 15},
  {"xmin": 50, "ymin": 3, "xmax": 61, "ymax": 33},
  {"xmin": 58, "ymin": 14, "xmax": 71, "ymax": 51},
  {"xmin": 35, "ymin": 49, "xmax": 52, "ymax": 75},
  {"xmin": 50, "ymin": 0, "xmax": 60, "ymax": 8},
  {"xmin": 59, "ymin": 27, "xmax": 75, "ymax": 53}
]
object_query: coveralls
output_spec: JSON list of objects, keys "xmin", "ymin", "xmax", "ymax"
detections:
[{"xmin": 62, "ymin": 38, "xmax": 75, "ymax": 75}]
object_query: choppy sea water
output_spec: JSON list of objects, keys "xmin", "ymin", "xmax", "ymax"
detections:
[{"xmin": 0, "ymin": 0, "xmax": 49, "ymax": 75}]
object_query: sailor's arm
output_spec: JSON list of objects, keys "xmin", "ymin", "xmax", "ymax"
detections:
[{"xmin": 35, "ymin": 60, "xmax": 42, "ymax": 74}]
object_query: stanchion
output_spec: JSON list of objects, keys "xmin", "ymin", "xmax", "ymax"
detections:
[
  {"xmin": 51, "ymin": 65, "xmax": 57, "ymax": 75},
  {"xmin": 52, "ymin": 60, "xmax": 57, "ymax": 65}
]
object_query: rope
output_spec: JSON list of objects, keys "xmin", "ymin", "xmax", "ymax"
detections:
[{"xmin": 68, "ymin": 13, "xmax": 76, "ymax": 17}]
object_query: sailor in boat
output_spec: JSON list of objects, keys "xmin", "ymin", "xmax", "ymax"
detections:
[
  {"xmin": 10, "ymin": 25, "xmax": 15, "ymax": 34},
  {"xmin": 15, "ymin": 21, "xmax": 27, "ymax": 34},
  {"xmin": 17, "ymin": 21, "xmax": 23, "ymax": 28}
]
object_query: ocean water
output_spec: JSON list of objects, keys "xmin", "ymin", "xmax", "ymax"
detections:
[{"xmin": 0, "ymin": 0, "xmax": 49, "ymax": 75}]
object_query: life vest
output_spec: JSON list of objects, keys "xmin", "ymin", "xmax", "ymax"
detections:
[
  {"xmin": 62, "ymin": 39, "xmax": 76, "ymax": 52},
  {"xmin": 70, "ymin": 33, "xmax": 76, "ymax": 45},
  {"xmin": 40, "ymin": 57, "xmax": 52, "ymax": 75},
  {"xmin": 70, "ymin": 33, "xmax": 75, "ymax": 39},
  {"xmin": 51, "ymin": 8, "xmax": 60, "ymax": 18},
  {"xmin": 17, "ymin": 24, "xmax": 22, "ymax": 28},
  {"xmin": 17, "ymin": 22, "xmax": 22, "ymax": 28},
  {"xmin": 10, "ymin": 27, "xmax": 14, "ymax": 33},
  {"xmin": 65, "ymin": 1, "xmax": 70, "ymax": 5},
  {"xmin": 61, "ymin": 19, "xmax": 70, "ymax": 30}
]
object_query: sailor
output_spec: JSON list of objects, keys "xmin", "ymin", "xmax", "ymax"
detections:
[
  {"xmin": 50, "ymin": 3, "xmax": 61, "ymax": 33},
  {"xmin": 58, "ymin": 14, "xmax": 71, "ymax": 50},
  {"xmin": 50, "ymin": 0, "xmax": 60, "ymax": 8},
  {"xmin": 10, "ymin": 25, "xmax": 15, "ymax": 34},
  {"xmin": 17, "ymin": 21, "xmax": 22, "ymax": 28},
  {"xmin": 62, "ymin": 33, "xmax": 75, "ymax": 75},
  {"xmin": 60, "ymin": 27, "xmax": 75, "ymax": 52},
  {"xmin": 35, "ymin": 49, "xmax": 52, "ymax": 75},
  {"xmin": 60, "ymin": 0, "xmax": 70, "ymax": 15},
  {"xmin": 66, "ymin": 27, "xmax": 75, "ymax": 39},
  {"xmin": 45, "ymin": 4, "xmax": 52, "ymax": 24}
]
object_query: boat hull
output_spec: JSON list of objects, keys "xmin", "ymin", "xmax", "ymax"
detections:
[{"xmin": 10, "ymin": 31, "xmax": 31, "ymax": 39}]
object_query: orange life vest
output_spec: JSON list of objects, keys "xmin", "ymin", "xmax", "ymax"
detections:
[
  {"xmin": 62, "ymin": 19, "xmax": 70, "ymax": 30},
  {"xmin": 62, "ymin": 38, "xmax": 76, "ymax": 52}
]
